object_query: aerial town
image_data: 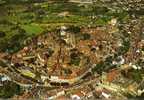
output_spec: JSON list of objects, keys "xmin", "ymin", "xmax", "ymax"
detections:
[{"xmin": 0, "ymin": 0, "xmax": 144, "ymax": 99}]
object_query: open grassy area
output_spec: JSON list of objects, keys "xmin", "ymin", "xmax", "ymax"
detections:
[{"xmin": 0, "ymin": 1, "xmax": 129, "ymax": 53}]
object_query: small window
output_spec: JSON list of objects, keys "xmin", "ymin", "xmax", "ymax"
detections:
[{"xmin": 50, "ymin": 82, "xmax": 61, "ymax": 86}]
